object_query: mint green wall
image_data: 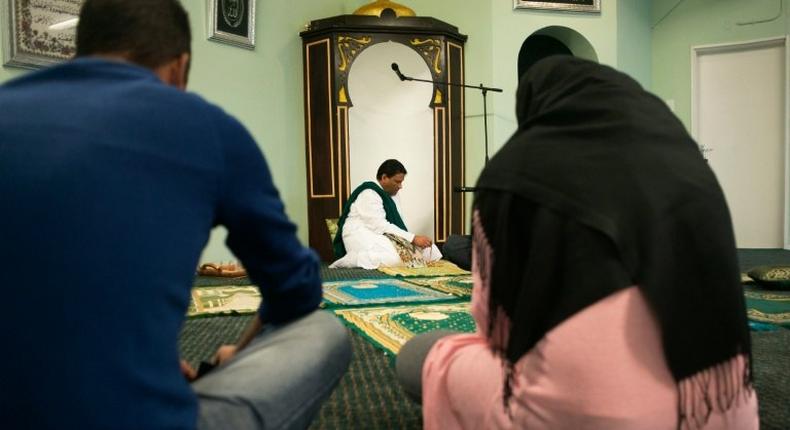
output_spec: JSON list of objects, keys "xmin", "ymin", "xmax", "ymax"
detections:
[
  {"xmin": 0, "ymin": 62, "xmax": 23, "ymax": 82},
  {"xmin": 0, "ymin": 1, "xmax": 491, "ymax": 259},
  {"xmin": 489, "ymin": 2, "xmax": 623, "ymax": 156},
  {"xmin": 618, "ymin": 0, "xmax": 653, "ymax": 90},
  {"xmin": 0, "ymin": 2, "xmax": 358, "ymax": 262},
  {"xmin": 1, "ymin": 1, "xmax": 663, "ymax": 258},
  {"xmin": 0, "ymin": 30, "xmax": 25, "ymax": 82},
  {"xmin": 185, "ymin": 1, "xmax": 361, "ymax": 262},
  {"xmin": 652, "ymin": 0, "xmax": 789, "ymax": 131}
]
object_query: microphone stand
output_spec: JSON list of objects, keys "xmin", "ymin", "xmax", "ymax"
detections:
[{"xmin": 393, "ymin": 65, "xmax": 501, "ymax": 194}]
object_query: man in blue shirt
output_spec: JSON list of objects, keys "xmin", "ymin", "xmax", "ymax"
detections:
[{"xmin": 0, "ymin": 0, "xmax": 350, "ymax": 428}]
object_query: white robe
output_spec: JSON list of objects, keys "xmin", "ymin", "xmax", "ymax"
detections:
[{"xmin": 329, "ymin": 187, "xmax": 442, "ymax": 269}]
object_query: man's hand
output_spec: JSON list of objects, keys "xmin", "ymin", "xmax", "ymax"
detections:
[
  {"xmin": 208, "ymin": 316, "xmax": 260, "ymax": 370},
  {"xmin": 213, "ymin": 344, "xmax": 238, "ymax": 366},
  {"xmin": 412, "ymin": 235, "xmax": 433, "ymax": 248},
  {"xmin": 180, "ymin": 359, "xmax": 197, "ymax": 382}
]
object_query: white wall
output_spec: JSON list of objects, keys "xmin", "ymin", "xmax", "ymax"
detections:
[{"xmin": 347, "ymin": 41, "xmax": 435, "ymax": 237}]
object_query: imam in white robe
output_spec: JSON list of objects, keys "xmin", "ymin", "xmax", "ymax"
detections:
[{"xmin": 329, "ymin": 185, "xmax": 442, "ymax": 269}]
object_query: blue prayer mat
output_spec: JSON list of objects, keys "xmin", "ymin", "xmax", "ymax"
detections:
[{"xmin": 322, "ymin": 279, "xmax": 456, "ymax": 307}]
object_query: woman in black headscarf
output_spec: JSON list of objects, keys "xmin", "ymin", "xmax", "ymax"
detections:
[{"xmin": 397, "ymin": 56, "xmax": 758, "ymax": 429}]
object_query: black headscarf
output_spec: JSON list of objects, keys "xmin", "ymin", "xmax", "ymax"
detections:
[{"xmin": 474, "ymin": 56, "xmax": 752, "ymax": 427}]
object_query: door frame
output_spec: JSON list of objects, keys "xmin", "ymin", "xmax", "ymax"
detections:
[{"xmin": 691, "ymin": 36, "xmax": 790, "ymax": 248}]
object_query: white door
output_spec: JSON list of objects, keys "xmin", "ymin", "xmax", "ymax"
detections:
[{"xmin": 693, "ymin": 37, "xmax": 788, "ymax": 248}]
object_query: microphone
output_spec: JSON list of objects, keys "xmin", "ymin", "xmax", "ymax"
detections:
[{"xmin": 391, "ymin": 63, "xmax": 406, "ymax": 81}]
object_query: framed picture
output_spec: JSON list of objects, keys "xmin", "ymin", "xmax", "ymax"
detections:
[
  {"xmin": 207, "ymin": 0, "xmax": 255, "ymax": 50},
  {"xmin": 513, "ymin": 0, "xmax": 601, "ymax": 13},
  {"xmin": 2, "ymin": 0, "xmax": 82, "ymax": 69}
]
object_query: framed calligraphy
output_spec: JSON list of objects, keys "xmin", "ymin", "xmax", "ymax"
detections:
[
  {"xmin": 1, "ymin": 0, "xmax": 82, "ymax": 69},
  {"xmin": 513, "ymin": 0, "xmax": 600, "ymax": 13},
  {"xmin": 207, "ymin": 0, "xmax": 255, "ymax": 50}
]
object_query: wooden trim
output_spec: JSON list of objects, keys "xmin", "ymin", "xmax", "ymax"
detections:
[
  {"xmin": 306, "ymin": 39, "xmax": 336, "ymax": 198},
  {"xmin": 336, "ymin": 106, "xmax": 351, "ymax": 214},
  {"xmin": 448, "ymin": 41, "xmax": 466, "ymax": 231},
  {"xmin": 434, "ymin": 106, "xmax": 447, "ymax": 242}
]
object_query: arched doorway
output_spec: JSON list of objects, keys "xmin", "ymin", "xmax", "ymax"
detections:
[{"xmin": 518, "ymin": 26, "xmax": 598, "ymax": 79}]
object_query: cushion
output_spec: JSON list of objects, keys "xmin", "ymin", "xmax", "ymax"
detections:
[
  {"xmin": 326, "ymin": 218, "xmax": 339, "ymax": 243},
  {"xmin": 747, "ymin": 265, "xmax": 790, "ymax": 290}
]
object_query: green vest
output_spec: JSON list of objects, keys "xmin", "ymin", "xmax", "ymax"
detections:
[{"xmin": 333, "ymin": 181, "xmax": 407, "ymax": 258}]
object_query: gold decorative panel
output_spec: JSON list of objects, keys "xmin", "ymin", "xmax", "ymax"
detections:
[
  {"xmin": 337, "ymin": 36, "xmax": 373, "ymax": 72},
  {"xmin": 410, "ymin": 38, "xmax": 443, "ymax": 74}
]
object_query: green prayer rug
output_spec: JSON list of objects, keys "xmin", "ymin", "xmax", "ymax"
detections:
[
  {"xmin": 188, "ymin": 285, "xmax": 260, "ymax": 317},
  {"xmin": 405, "ymin": 275, "xmax": 473, "ymax": 298},
  {"xmin": 334, "ymin": 302, "xmax": 475, "ymax": 355},
  {"xmin": 322, "ymin": 279, "xmax": 456, "ymax": 307},
  {"xmin": 744, "ymin": 285, "xmax": 790, "ymax": 328}
]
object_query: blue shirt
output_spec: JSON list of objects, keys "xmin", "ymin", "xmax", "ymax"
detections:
[{"xmin": 0, "ymin": 59, "xmax": 321, "ymax": 429}]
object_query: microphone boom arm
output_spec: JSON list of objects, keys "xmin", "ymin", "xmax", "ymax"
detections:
[
  {"xmin": 391, "ymin": 63, "xmax": 501, "ymax": 166},
  {"xmin": 390, "ymin": 63, "xmax": 501, "ymax": 193},
  {"xmin": 397, "ymin": 74, "xmax": 502, "ymax": 94}
]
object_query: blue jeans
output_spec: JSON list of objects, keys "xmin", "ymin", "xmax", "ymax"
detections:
[{"xmin": 192, "ymin": 310, "xmax": 351, "ymax": 430}]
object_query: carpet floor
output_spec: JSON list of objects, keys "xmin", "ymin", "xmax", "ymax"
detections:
[
  {"xmin": 179, "ymin": 250, "xmax": 790, "ymax": 429},
  {"xmin": 738, "ymin": 248, "xmax": 790, "ymax": 272},
  {"xmin": 179, "ymin": 315, "xmax": 787, "ymax": 429},
  {"xmin": 179, "ymin": 315, "xmax": 422, "ymax": 429}
]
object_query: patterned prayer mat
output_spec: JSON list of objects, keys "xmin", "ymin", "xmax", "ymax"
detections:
[
  {"xmin": 334, "ymin": 302, "xmax": 475, "ymax": 355},
  {"xmin": 322, "ymin": 279, "xmax": 456, "ymax": 307},
  {"xmin": 378, "ymin": 260, "xmax": 470, "ymax": 277},
  {"xmin": 744, "ymin": 285, "xmax": 790, "ymax": 328},
  {"xmin": 188, "ymin": 285, "xmax": 261, "ymax": 317},
  {"xmin": 405, "ymin": 275, "xmax": 473, "ymax": 298}
]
